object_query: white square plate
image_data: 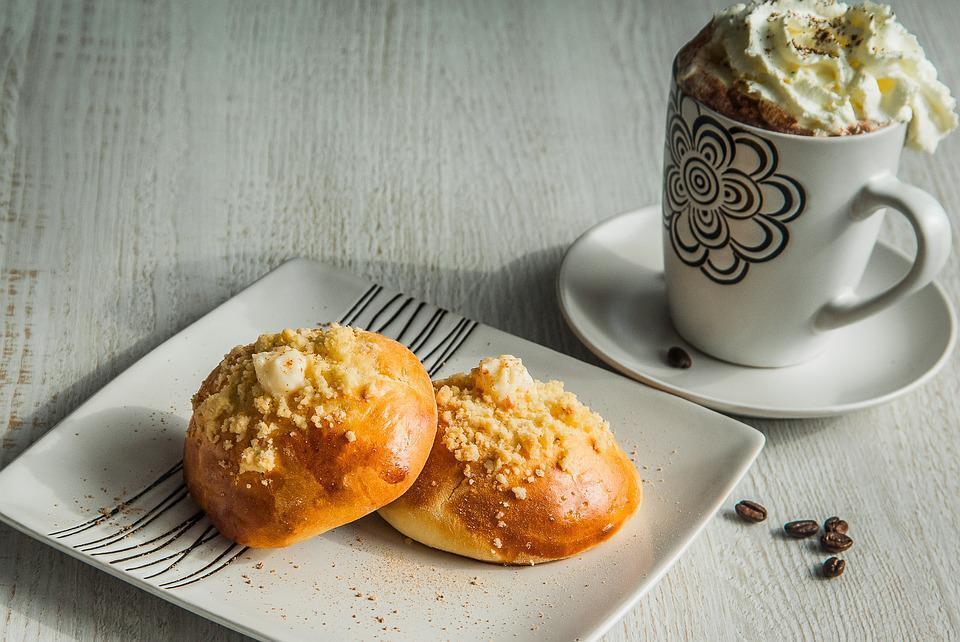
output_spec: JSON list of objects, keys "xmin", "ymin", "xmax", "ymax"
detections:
[{"xmin": 0, "ymin": 259, "xmax": 763, "ymax": 641}]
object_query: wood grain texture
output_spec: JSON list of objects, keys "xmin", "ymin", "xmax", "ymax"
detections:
[{"xmin": 1, "ymin": 0, "xmax": 958, "ymax": 639}]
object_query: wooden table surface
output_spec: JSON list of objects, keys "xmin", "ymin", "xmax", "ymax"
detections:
[{"xmin": 2, "ymin": 0, "xmax": 958, "ymax": 639}]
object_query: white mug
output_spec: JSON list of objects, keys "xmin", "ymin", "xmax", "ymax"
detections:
[{"xmin": 661, "ymin": 78, "xmax": 952, "ymax": 367}]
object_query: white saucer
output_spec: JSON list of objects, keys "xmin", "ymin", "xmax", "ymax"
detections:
[{"xmin": 558, "ymin": 205, "xmax": 957, "ymax": 418}]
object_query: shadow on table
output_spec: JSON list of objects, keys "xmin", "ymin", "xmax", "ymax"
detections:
[
  {"xmin": 0, "ymin": 521, "xmax": 250, "ymax": 641},
  {"xmin": 7, "ymin": 247, "xmax": 848, "ymax": 481},
  {"xmin": 347, "ymin": 250, "xmax": 854, "ymax": 445},
  {"xmin": 728, "ymin": 414, "xmax": 842, "ymax": 443},
  {"xmin": 0, "ymin": 255, "xmax": 253, "ymax": 470},
  {"xmin": 5, "ymin": 246, "xmax": 589, "ymax": 469},
  {"xmin": 348, "ymin": 245, "xmax": 604, "ymax": 367}
]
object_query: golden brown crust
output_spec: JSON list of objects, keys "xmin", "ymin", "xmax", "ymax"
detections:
[
  {"xmin": 378, "ymin": 357, "xmax": 641, "ymax": 564},
  {"xmin": 184, "ymin": 328, "xmax": 437, "ymax": 548}
]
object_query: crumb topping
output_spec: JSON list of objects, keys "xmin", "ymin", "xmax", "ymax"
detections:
[
  {"xmin": 435, "ymin": 355, "xmax": 616, "ymax": 491},
  {"xmin": 191, "ymin": 326, "xmax": 387, "ymax": 476}
]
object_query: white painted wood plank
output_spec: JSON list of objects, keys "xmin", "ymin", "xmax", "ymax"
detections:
[{"xmin": 1, "ymin": 0, "xmax": 958, "ymax": 640}]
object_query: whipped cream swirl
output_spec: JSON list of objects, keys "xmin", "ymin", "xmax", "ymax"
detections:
[{"xmin": 681, "ymin": 0, "xmax": 957, "ymax": 152}]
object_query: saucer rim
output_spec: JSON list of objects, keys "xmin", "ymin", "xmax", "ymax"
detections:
[{"xmin": 557, "ymin": 205, "xmax": 958, "ymax": 419}]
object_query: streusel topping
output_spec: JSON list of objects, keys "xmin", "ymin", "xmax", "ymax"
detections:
[
  {"xmin": 435, "ymin": 355, "xmax": 616, "ymax": 492},
  {"xmin": 191, "ymin": 326, "xmax": 386, "ymax": 475}
]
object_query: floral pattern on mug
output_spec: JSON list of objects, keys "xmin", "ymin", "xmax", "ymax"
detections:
[{"xmin": 662, "ymin": 86, "xmax": 806, "ymax": 285}]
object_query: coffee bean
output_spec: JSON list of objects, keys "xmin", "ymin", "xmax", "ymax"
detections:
[
  {"xmin": 784, "ymin": 519, "xmax": 819, "ymax": 538},
  {"xmin": 735, "ymin": 500, "xmax": 767, "ymax": 523},
  {"xmin": 666, "ymin": 346, "xmax": 692, "ymax": 369},
  {"xmin": 824, "ymin": 516, "xmax": 849, "ymax": 534},
  {"xmin": 821, "ymin": 531, "xmax": 853, "ymax": 553},
  {"xmin": 822, "ymin": 557, "xmax": 846, "ymax": 579}
]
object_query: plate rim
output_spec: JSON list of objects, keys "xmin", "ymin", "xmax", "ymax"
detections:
[
  {"xmin": 557, "ymin": 205, "xmax": 958, "ymax": 419},
  {"xmin": 0, "ymin": 509, "xmax": 269, "ymax": 641},
  {"xmin": 0, "ymin": 256, "xmax": 765, "ymax": 641},
  {"xmin": 584, "ymin": 416, "xmax": 763, "ymax": 640}
]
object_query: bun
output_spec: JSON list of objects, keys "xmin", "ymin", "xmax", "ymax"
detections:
[
  {"xmin": 184, "ymin": 326, "xmax": 437, "ymax": 548},
  {"xmin": 379, "ymin": 356, "xmax": 640, "ymax": 564}
]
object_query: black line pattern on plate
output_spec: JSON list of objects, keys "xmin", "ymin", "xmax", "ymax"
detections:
[
  {"xmin": 48, "ymin": 460, "xmax": 184, "ymax": 538},
  {"xmin": 374, "ymin": 296, "xmax": 414, "ymax": 333},
  {"xmin": 341, "ymin": 285, "xmax": 384, "ymax": 326},
  {"xmin": 96, "ymin": 511, "xmax": 205, "ymax": 560},
  {"xmin": 124, "ymin": 529, "xmax": 221, "ymax": 573},
  {"xmin": 428, "ymin": 321, "xmax": 478, "ymax": 377},
  {"xmin": 337, "ymin": 284, "xmax": 379, "ymax": 325},
  {"xmin": 159, "ymin": 542, "xmax": 247, "ymax": 589},
  {"xmin": 408, "ymin": 309, "xmax": 447, "ymax": 353},
  {"xmin": 141, "ymin": 524, "xmax": 219, "ymax": 580},
  {"xmin": 48, "ymin": 282, "xmax": 479, "ymax": 588},
  {"xmin": 160, "ymin": 544, "xmax": 251, "ymax": 589},
  {"xmin": 364, "ymin": 293, "xmax": 404, "ymax": 331},
  {"xmin": 394, "ymin": 301, "xmax": 426, "ymax": 342},
  {"xmin": 77, "ymin": 484, "xmax": 189, "ymax": 551}
]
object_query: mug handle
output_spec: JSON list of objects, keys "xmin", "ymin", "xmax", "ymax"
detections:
[{"xmin": 814, "ymin": 173, "xmax": 952, "ymax": 331}]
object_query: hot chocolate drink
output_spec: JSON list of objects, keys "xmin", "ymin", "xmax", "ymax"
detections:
[
  {"xmin": 675, "ymin": 0, "xmax": 957, "ymax": 152},
  {"xmin": 660, "ymin": 0, "xmax": 955, "ymax": 367}
]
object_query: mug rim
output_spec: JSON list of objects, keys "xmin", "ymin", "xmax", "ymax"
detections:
[{"xmin": 672, "ymin": 79, "xmax": 907, "ymax": 145}]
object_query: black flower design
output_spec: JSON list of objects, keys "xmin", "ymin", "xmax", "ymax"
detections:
[{"xmin": 662, "ymin": 86, "xmax": 806, "ymax": 285}]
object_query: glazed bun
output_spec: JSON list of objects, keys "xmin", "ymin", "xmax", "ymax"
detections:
[
  {"xmin": 379, "ymin": 355, "xmax": 641, "ymax": 564},
  {"xmin": 184, "ymin": 326, "xmax": 437, "ymax": 548}
]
